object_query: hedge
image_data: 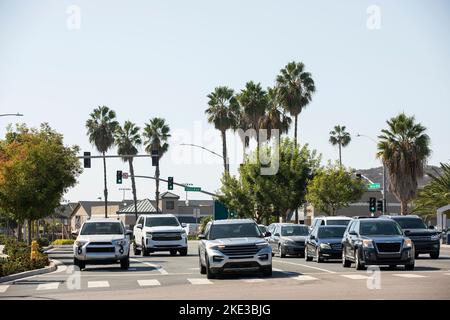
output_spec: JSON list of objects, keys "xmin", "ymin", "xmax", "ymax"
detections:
[{"xmin": 52, "ymin": 239, "xmax": 74, "ymax": 245}]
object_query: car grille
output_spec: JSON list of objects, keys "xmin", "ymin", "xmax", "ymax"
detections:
[
  {"xmin": 223, "ymin": 261, "xmax": 260, "ymax": 269},
  {"xmin": 152, "ymin": 232, "xmax": 182, "ymax": 241},
  {"xmin": 89, "ymin": 242, "xmax": 112, "ymax": 245},
  {"xmin": 331, "ymin": 243, "xmax": 342, "ymax": 250},
  {"xmin": 220, "ymin": 245, "xmax": 259, "ymax": 257},
  {"xmin": 410, "ymin": 236, "xmax": 431, "ymax": 241},
  {"xmin": 295, "ymin": 241, "xmax": 305, "ymax": 246},
  {"xmin": 375, "ymin": 242, "xmax": 401, "ymax": 253},
  {"xmin": 86, "ymin": 247, "xmax": 115, "ymax": 253}
]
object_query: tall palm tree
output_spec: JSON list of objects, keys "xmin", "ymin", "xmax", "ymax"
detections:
[
  {"xmin": 329, "ymin": 125, "xmax": 351, "ymax": 166},
  {"xmin": 205, "ymin": 86, "xmax": 240, "ymax": 174},
  {"xmin": 143, "ymin": 118, "xmax": 171, "ymax": 213},
  {"xmin": 233, "ymin": 108, "xmax": 252, "ymax": 163},
  {"xmin": 86, "ymin": 106, "xmax": 119, "ymax": 218},
  {"xmin": 259, "ymin": 87, "xmax": 291, "ymax": 141},
  {"xmin": 276, "ymin": 61, "xmax": 316, "ymax": 145},
  {"xmin": 377, "ymin": 113, "xmax": 431, "ymax": 215},
  {"xmin": 114, "ymin": 121, "xmax": 142, "ymax": 224}
]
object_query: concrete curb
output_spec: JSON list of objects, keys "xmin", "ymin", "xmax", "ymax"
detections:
[{"xmin": 0, "ymin": 259, "xmax": 60, "ymax": 283}]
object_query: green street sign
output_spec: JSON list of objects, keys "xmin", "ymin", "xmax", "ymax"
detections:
[
  {"xmin": 368, "ymin": 183, "xmax": 381, "ymax": 189},
  {"xmin": 185, "ymin": 186, "xmax": 201, "ymax": 192}
]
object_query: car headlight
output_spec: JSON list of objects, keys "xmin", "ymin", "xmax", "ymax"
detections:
[
  {"xmin": 112, "ymin": 239, "xmax": 126, "ymax": 246},
  {"xmin": 430, "ymin": 234, "xmax": 440, "ymax": 241},
  {"xmin": 146, "ymin": 232, "xmax": 153, "ymax": 239},
  {"xmin": 181, "ymin": 230, "xmax": 187, "ymax": 238},
  {"xmin": 404, "ymin": 238, "xmax": 413, "ymax": 248},
  {"xmin": 75, "ymin": 240, "xmax": 87, "ymax": 247},
  {"xmin": 283, "ymin": 238, "xmax": 294, "ymax": 244},
  {"xmin": 256, "ymin": 242, "xmax": 269, "ymax": 249},
  {"xmin": 320, "ymin": 243, "xmax": 331, "ymax": 250},
  {"xmin": 207, "ymin": 243, "xmax": 225, "ymax": 250},
  {"xmin": 362, "ymin": 239, "xmax": 374, "ymax": 248}
]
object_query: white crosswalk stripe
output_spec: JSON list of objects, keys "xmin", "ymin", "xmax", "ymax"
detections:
[
  {"xmin": 187, "ymin": 278, "xmax": 213, "ymax": 285},
  {"xmin": 36, "ymin": 282, "xmax": 60, "ymax": 291},
  {"xmin": 341, "ymin": 274, "xmax": 369, "ymax": 280},
  {"xmin": 137, "ymin": 279, "xmax": 161, "ymax": 286},
  {"xmin": 88, "ymin": 281, "xmax": 110, "ymax": 288},
  {"xmin": 392, "ymin": 274, "xmax": 427, "ymax": 278},
  {"xmin": 243, "ymin": 279, "xmax": 266, "ymax": 283},
  {"xmin": 0, "ymin": 285, "xmax": 10, "ymax": 293},
  {"xmin": 294, "ymin": 275, "xmax": 319, "ymax": 281}
]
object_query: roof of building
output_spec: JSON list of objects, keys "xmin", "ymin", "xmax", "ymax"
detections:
[
  {"xmin": 160, "ymin": 191, "xmax": 180, "ymax": 199},
  {"xmin": 116, "ymin": 199, "xmax": 157, "ymax": 214},
  {"xmin": 70, "ymin": 200, "xmax": 131, "ymax": 218},
  {"xmin": 54, "ymin": 202, "xmax": 78, "ymax": 219}
]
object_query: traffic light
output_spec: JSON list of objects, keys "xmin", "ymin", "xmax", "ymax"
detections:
[
  {"xmin": 369, "ymin": 197, "xmax": 376, "ymax": 213},
  {"xmin": 83, "ymin": 152, "xmax": 91, "ymax": 168},
  {"xmin": 168, "ymin": 177, "xmax": 174, "ymax": 190},
  {"xmin": 116, "ymin": 170, "xmax": 123, "ymax": 184},
  {"xmin": 377, "ymin": 200, "xmax": 383, "ymax": 212}
]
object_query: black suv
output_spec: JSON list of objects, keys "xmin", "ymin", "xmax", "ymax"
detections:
[
  {"xmin": 379, "ymin": 215, "xmax": 440, "ymax": 259},
  {"xmin": 342, "ymin": 218, "xmax": 415, "ymax": 270}
]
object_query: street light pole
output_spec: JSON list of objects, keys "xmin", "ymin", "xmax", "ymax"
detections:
[{"xmin": 0, "ymin": 113, "xmax": 24, "ymax": 117}]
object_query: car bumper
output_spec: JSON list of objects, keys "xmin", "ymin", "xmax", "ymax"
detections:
[
  {"xmin": 361, "ymin": 247, "xmax": 414, "ymax": 265},
  {"xmin": 206, "ymin": 246, "xmax": 272, "ymax": 273},
  {"xmin": 281, "ymin": 243, "xmax": 305, "ymax": 255},
  {"xmin": 73, "ymin": 244, "xmax": 130, "ymax": 262},
  {"xmin": 146, "ymin": 237, "xmax": 188, "ymax": 251},
  {"xmin": 412, "ymin": 241, "xmax": 440, "ymax": 254},
  {"xmin": 318, "ymin": 248, "xmax": 342, "ymax": 259}
]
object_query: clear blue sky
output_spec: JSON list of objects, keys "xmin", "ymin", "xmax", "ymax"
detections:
[{"xmin": 1, "ymin": 0, "xmax": 449, "ymax": 202}]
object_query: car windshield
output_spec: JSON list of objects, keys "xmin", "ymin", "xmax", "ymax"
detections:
[
  {"xmin": 359, "ymin": 221, "xmax": 403, "ymax": 236},
  {"xmin": 145, "ymin": 217, "xmax": 180, "ymax": 227},
  {"xmin": 318, "ymin": 227, "xmax": 346, "ymax": 238},
  {"xmin": 281, "ymin": 225, "xmax": 309, "ymax": 236},
  {"xmin": 326, "ymin": 220, "xmax": 350, "ymax": 226},
  {"xmin": 209, "ymin": 223, "xmax": 262, "ymax": 240},
  {"xmin": 80, "ymin": 222, "xmax": 123, "ymax": 235},
  {"xmin": 393, "ymin": 218, "xmax": 427, "ymax": 230}
]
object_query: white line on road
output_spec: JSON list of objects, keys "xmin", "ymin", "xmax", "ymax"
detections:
[
  {"xmin": 88, "ymin": 281, "xmax": 110, "ymax": 288},
  {"xmin": 187, "ymin": 278, "xmax": 213, "ymax": 285},
  {"xmin": 272, "ymin": 268, "xmax": 284, "ymax": 272},
  {"xmin": 341, "ymin": 275, "xmax": 369, "ymax": 280},
  {"xmin": 0, "ymin": 285, "xmax": 9, "ymax": 293},
  {"xmin": 130, "ymin": 258, "xmax": 168, "ymax": 275},
  {"xmin": 36, "ymin": 282, "xmax": 60, "ymax": 291},
  {"xmin": 445, "ymin": 273, "xmax": 450, "ymax": 276},
  {"xmin": 243, "ymin": 279, "xmax": 266, "ymax": 283},
  {"xmin": 294, "ymin": 275, "xmax": 319, "ymax": 281},
  {"xmin": 392, "ymin": 274, "xmax": 427, "ymax": 278},
  {"xmin": 137, "ymin": 279, "xmax": 161, "ymax": 286},
  {"xmin": 272, "ymin": 259, "xmax": 336, "ymax": 274}
]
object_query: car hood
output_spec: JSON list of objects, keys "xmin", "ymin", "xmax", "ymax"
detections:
[
  {"xmin": 282, "ymin": 236, "xmax": 307, "ymax": 242},
  {"xmin": 403, "ymin": 228, "xmax": 437, "ymax": 236},
  {"xmin": 208, "ymin": 238, "xmax": 266, "ymax": 246},
  {"xmin": 76, "ymin": 234, "xmax": 125, "ymax": 242},
  {"xmin": 144, "ymin": 226, "xmax": 183, "ymax": 233}
]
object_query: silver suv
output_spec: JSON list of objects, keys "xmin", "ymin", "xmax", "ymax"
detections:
[
  {"xmin": 198, "ymin": 219, "xmax": 272, "ymax": 279},
  {"xmin": 73, "ymin": 218, "xmax": 132, "ymax": 270}
]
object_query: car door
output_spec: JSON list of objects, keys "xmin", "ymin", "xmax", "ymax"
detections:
[
  {"xmin": 134, "ymin": 216, "xmax": 144, "ymax": 245},
  {"xmin": 272, "ymin": 225, "xmax": 281, "ymax": 252},
  {"xmin": 342, "ymin": 220, "xmax": 353, "ymax": 259},
  {"xmin": 347, "ymin": 221, "xmax": 359, "ymax": 260},
  {"xmin": 199, "ymin": 222, "xmax": 211, "ymax": 265},
  {"xmin": 309, "ymin": 228, "xmax": 319, "ymax": 256}
]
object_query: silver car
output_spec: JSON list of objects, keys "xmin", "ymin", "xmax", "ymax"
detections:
[
  {"xmin": 198, "ymin": 219, "xmax": 272, "ymax": 279},
  {"xmin": 73, "ymin": 218, "xmax": 132, "ymax": 270}
]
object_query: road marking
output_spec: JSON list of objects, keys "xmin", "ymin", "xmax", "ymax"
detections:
[
  {"xmin": 341, "ymin": 274, "xmax": 369, "ymax": 280},
  {"xmin": 36, "ymin": 282, "xmax": 60, "ymax": 291},
  {"xmin": 445, "ymin": 273, "xmax": 450, "ymax": 276},
  {"xmin": 0, "ymin": 285, "xmax": 9, "ymax": 293},
  {"xmin": 88, "ymin": 281, "xmax": 110, "ymax": 288},
  {"xmin": 130, "ymin": 258, "xmax": 168, "ymax": 275},
  {"xmin": 272, "ymin": 268, "xmax": 284, "ymax": 272},
  {"xmin": 243, "ymin": 279, "xmax": 266, "ymax": 283},
  {"xmin": 294, "ymin": 275, "xmax": 319, "ymax": 281},
  {"xmin": 392, "ymin": 274, "xmax": 427, "ymax": 278},
  {"xmin": 272, "ymin": 259, "xmax": 336, "ymax": 274},
  {"xmin": 187, "ymin": 278, "xmax": 213, "ymax": 285},
  {"xmin": 137, "ymin": 279, "xmax": 161, "ymax": 286}
]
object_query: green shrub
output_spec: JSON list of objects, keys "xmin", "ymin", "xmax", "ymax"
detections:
[
  {"xmin": 187, "ymin": 235, "xmax": 198, "ymax": 241},
  {"xmin": 52, "ymin": 239, "xmax": 74, "ymax": 245},
  {"xmin": 36, "ymin": 237, "xmax": 50, "ymax": 247}
]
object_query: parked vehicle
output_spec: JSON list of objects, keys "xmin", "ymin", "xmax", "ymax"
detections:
[
  {"xmin": 198, "ymin": 219, "xmax": 272, "ymax": 279},
  {"xmin": 133, "ymin": 214, "xmax": 188, "ymax": 256},
  {"xmin": 305, "ymin": 225, "xmax": 347, "ymax": 262},
  {"xmin": 268, "ymin": 223, "xmax": 309, "ymax": 258},
  {"xmin": 341, "ymin": 218, "xmax": 415, "ymax": 270},
  {"xmin": 310, "ymin": 216, "xmax": 352, "ymax": 232},
  {"xmin": 73, "ymin": 218, "xmax": 132, "ymax": 270},
  {"xmin": 379, "ymin": 215, "xmax": 440, "ymax": 259}
]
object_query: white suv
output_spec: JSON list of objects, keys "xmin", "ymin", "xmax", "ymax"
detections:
[
  {"xmin": 73, "ymin": 218, "xmax": 132, "ymax": 270},
  {"xmin": 133, "ymin": 214, "xmax": 188, "ymax": 256}
]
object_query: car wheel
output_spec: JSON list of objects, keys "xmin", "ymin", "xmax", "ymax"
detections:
[
  {"xmin": 388, "ymin": 265, "xmax": 396, "ymax": 270},
  {"xmin": 205, "ymin": 255, "xmax": 215, "ymax": 279},
  {"xmin": 142, "ymin": 239, "xmax": 150, "ymax": 257},
  {"xmin": 355, "ymin": 249, "xmax": 366, "ymax": 270},
  {"xmin": 405, "ymin": 263, "xmax": 415, "ymax": 271},
  {"xmin": 262, "ymin": 265, "xmax": 272, "ymax": 277},
  {"xmin": 342, "ymin": 248, "xmax": 351, "ymax": 268},
  {"xmin": 199, "ymin": 254, "xmax": 206, "ymax": 274},
  {"xmin": 316, "ymin": 248, "xmax": 323, "ymax": 263},
  {"xmin": 120, "ymin": 256, "xmax": 130, "ymax": 270},
  {"xmin": 133, "ymin": 242, "xmax": 141, "ymax": 256},
  {"xmin": 179, "ymin": 248, "xmax": 188, "ymax": 256},
  {"xmin": 430, "ymin": 252, "xmax": 439, "ymax": 259},
  {"xmin": 279, "ymin": 245, "xmax": 286, "ymax": 258},
  {"xmin": 170, "ymin": 250, "xmax": 177, "ymax": 256},
  {"xmin": 305, "ymin": 247, "xmax": 313, "ymax": 261},
  {"xmin": 73, "ymin": 257, "xmax": 85, "ymax": 271},
  {"xmin": 414, "ymin": 252, "xmax": 419, "ymax": 259}
]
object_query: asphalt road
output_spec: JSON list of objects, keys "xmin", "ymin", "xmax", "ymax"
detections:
[{"xmin": 1, "ymin": 241, "xmax": 449, "ymax": 300}]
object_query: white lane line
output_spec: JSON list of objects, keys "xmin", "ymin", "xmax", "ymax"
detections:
[
  {"xmin": 88, "ymin": 281, "xmax": 110, "ymax": 288},
  {"xmin": 294, "ymin": 275, "xmax": 319, "ymax": 281},
  {"xmin": 445, "ymin": 273, "xmax": 450, "ymax": 276},
  {"xmin": 272, "ymin": 259, "xmax": 336, "ymax": 274},
  {"xmin": 187, "ymin": 278, "xmax": 213, "ymax": 285},
  {"xmin": 243, "ymin": 279, "xmax": 266, "ymax": 283},
  {"xmin": 392, "ymin": 274, "xmax": 427, "ymax": 278},
  {"xmin": 272, "ymin": 268, "xmax": 284, "ymax": 272},
  {"xmin": 130, "ymin": 258, "xmax": 168, "ymax": 275},
  {"xmin": 36, "ymin": 282, "xmax": 60, "ymax": 291},
  {"xmin": 341, "ymin": 274, "xmax": 369, "ymax": 280},
  {"xmin": 0, "ymin": 285, "xmax": 10, "ymax": 293},
  {"xmin": 137, "ymin": 279, "xmax": 161, "ymax": 286}
]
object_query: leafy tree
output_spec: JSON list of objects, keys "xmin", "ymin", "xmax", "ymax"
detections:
[
  {"xmin": 143, "ymin": 117, "xmax": 170, "ymax": 213},
  {"xmin": 86, "ymin": 106, "xmax": 119, "ymax": 217},
  {"xmin": 276, "ymin": 61, "xmax": 316, "ymax": 145},
  {"xmin": 205, "ymin": 86, "xmax": 240, "ymax": 173},
  {"xmin": 329, "ymin": 125, "xmax": 351, "ymax": 166},
  {"xmin": 114, "ymin": 121, "xmax": 142, "ymax": 223},
  {"xmin": 377, "ymin": 113, "xmax": 431, "ymax": 215},
  {"xmin": 0, "ymin": 124, "xmax": 82, "ymax": 244},
  {"xmin": 306, "ymin": 164, "xmax": 366, "ymax": 216}
]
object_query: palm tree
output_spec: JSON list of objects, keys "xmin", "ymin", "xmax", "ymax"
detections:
[
  {"xmin": 276, "ymin": 61, "xmax": 316, "ymax": 145},
  {"xmin": 114, "ymin": 121, "xmax": 142, "ymax": 224},
  {"xmin": 205, "ymin": 86, "xmax": 240, "ymax": 173},
  {"xmin": 259, "ymin": 87, "xmax": 291, "ymax": 141},
  {"xmin": 143, "ymin": 118, "xmax": 171, "ymax": 213},
  {"xmin": 86, "ymin": 106, "xmax": 119, "ymax": 218},
  {"xmin": 377, "ymin": 113, "xmax": 431, "ymax": 215},
  {"xmin": 233, "ymin": 108, "xmax": 252, "ymax": 163},
  {"xmin": 329, "ymin": 125, "xmax": 351, "ymax": 166}
]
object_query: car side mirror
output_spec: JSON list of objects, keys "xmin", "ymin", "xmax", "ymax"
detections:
[
  {"xmin": 274, "ymin": 233, "xmax": 280, "ymax": 237},
  {"xmin": 198, "ymin": 234, "xmax": 206, "ymax": 240},
  {"xmin": 264, "ymin": 231, "xmax": 271, "ymax": 237},
  {"xmin": 349, "ymin": 231, "xmax": 357, "ymax": 236},
  {"xmin": 125, "ymin": 230, "xmax": 133, "ymax": 236},
  {"xmin": 136, "ymin": 224, "xmax": 143, "ymax": 229},
  {"xmin": 310, "ymin": 235, "xmax": 315, "ymax": 240},
  {"xmin": 428, "ymin": 225, "xmax": 435, "ymax": 230},
  {"xmin": 404, "ymin": 230, "xmax": 411, "ymax": 236},
  {"xmin": 71, "ymin": 230, "xmax": 79, "ymax": 237},
  {"xmin": 181, "ymin": 223, "xmax": 187, "ymax": 228}
]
